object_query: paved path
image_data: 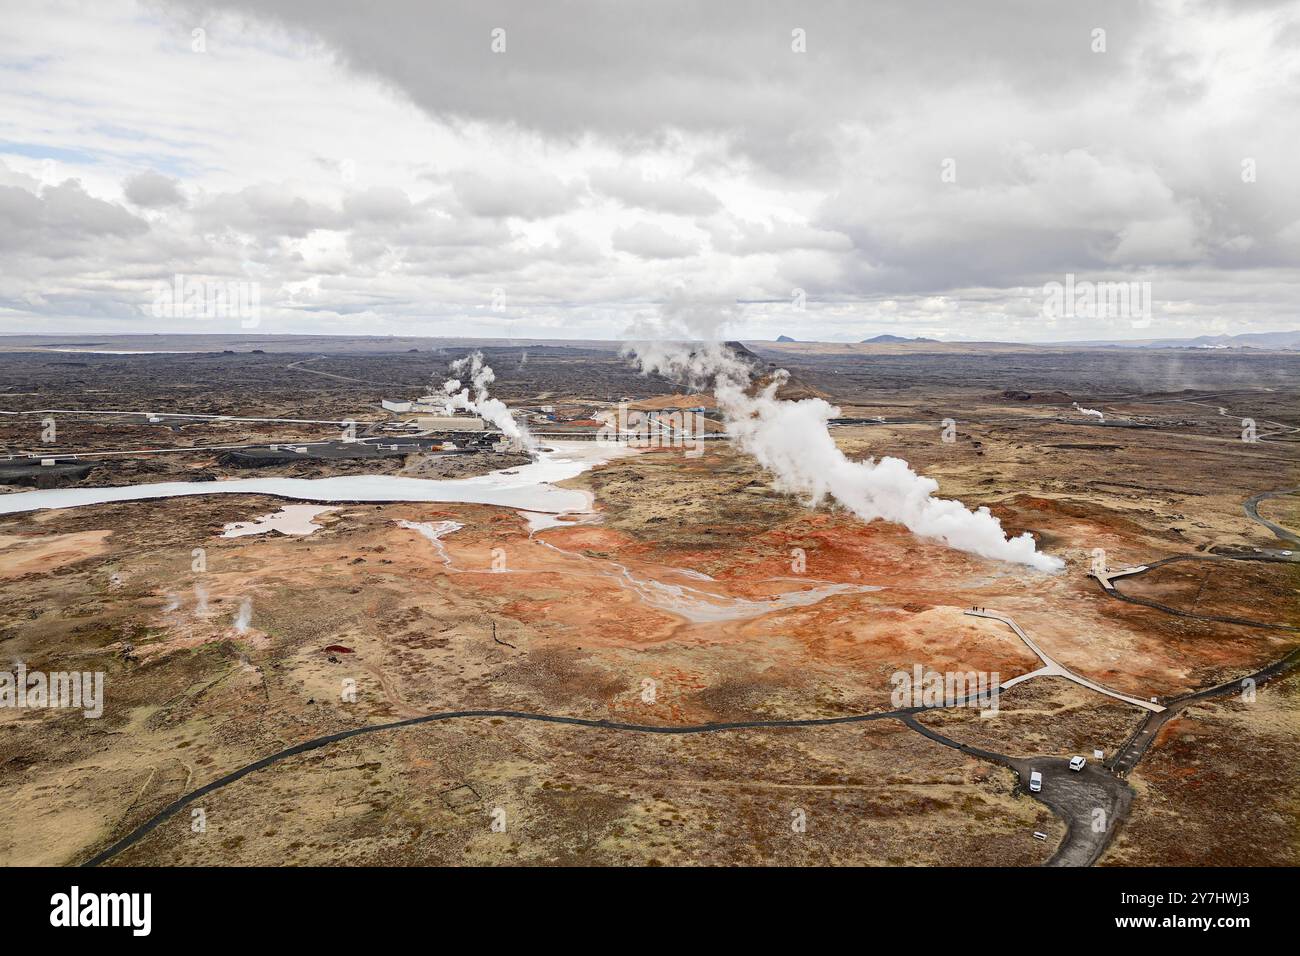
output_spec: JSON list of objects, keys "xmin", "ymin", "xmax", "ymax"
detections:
[
  {"xmin": 286, "ymin": 355, "xmax": 421, "ymax": 389},
  {"xmin": 1243, "ymin": 487, "xmax": 1300, "ymax": 546},
  {"xmin": 81, "ymin": 705, "xmax": 943, "ymax": 866},
  {"xmin": 1090, "ymin": 555, "xmax": 1299, "ymax": 631},
  {"xmin": 1109, "ymin": 642, "xmax": 1300, "ymax": 776},
  {"xmin": 965, "ymin": 610, "xmax": 1164, "ymax": 712},
  {"xmin": 1091, "ymin": 565, "xmax": 1147, "ymax": 590},
  {"xmin": 84, "ymin": 686, "xmax": 1121, "ymax": 869}
]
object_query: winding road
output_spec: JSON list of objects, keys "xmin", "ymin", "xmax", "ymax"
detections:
[
  {"xmin": 1244, "ymin": 487, "xmax": 1300, "ymax": 546},
  {"xmin": 83, "ymin": 704, "xmax": 944, "ymax": 867},
  {"xmin": 1109, "ymin": 644, "xmax": 1300, "ymax": 776},
  {"xmin": 1095, "ymin": 554, "xmax": 1298, "ymax": 631},
  {"xmin": 1098, "ymin": 487, "xmax": 1300, "ymax": 775},
  {"xmin": 1097, "ymin": 488, "xmax": 1300, "ymax": 776}
]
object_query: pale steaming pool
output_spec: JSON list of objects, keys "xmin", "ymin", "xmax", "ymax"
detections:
[
  {"xmin": 221, "ymin": 505, "xmax": 336, "ymax": 538},
  {"xmin": 0, "ymin": 442, "xmax": 632, "ymax": 516}
]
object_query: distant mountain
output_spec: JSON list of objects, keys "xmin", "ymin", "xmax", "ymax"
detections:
[
  {"xmin": 775, "ymin": 334, "xmax": 798, "ymax": 342},
  {"xmin": 860, "ymin": 334, "xmax": 938, "ymax": 344},
  {"xmin": 1066, "ymin": 329, "xmax": 1300, "ymax": 350}
]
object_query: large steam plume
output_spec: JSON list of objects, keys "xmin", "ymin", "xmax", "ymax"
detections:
[
  {"xmin": 440, "ymin": 351, "xmax": 535, "ymax": 451},
  {"xmin": 623, "ymin": 290, "xmax": 1063, "ymax": 572}
]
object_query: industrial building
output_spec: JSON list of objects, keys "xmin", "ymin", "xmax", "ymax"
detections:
[
  {"xmin": 382, "ymin": 396, "xmax": 488, "ymax": 434},
  {"xmin": 413, "ymin": 416, "xmax": 485, "ymax": 432}
]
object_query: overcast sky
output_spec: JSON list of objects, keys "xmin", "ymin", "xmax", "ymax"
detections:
[{"xmin": 2, "ymin": 0, "xmax": 1298, "ymax": 342}]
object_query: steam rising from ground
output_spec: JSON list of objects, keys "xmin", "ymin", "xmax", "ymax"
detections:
[
  {"xmin": 1073, "ymin": 402, "xmax": 1105, "ymax": 422},
  {"xmin": 624, "ymin": 292, "xmax": 1063, "ymax": 572},
  {"xmin": 441, "ymin": 351, "xmax": 535, "ymax": 450}
]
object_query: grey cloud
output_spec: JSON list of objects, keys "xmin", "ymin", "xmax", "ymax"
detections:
[
  {"xmin": 176, "ymin": 1, "xmax": 1145, "ymax": 161},
  {"xmin": 196, "ymin": 183, "xmax": 339, "ymax": 238},
  {"xmin": 818, "ymin": 142, "xmax": 1300, "ymax": 294},
  {"xmin": 588, "ymin": 168, "xmax": 720, "ymax": 215},
  {"xmin": 386, "ymin": 209, "xmax": 513, "ymax": 250},
  {"xmin": 123, "ymin": 169, "xmax": 186, "ymax": 208},
  {"xmin": 342, "ymin": 186, "xmax": 415, "ymax": 223},
  {"xmin": 612, "ymin": 221, "xmax": 700, "ymax": 259},
  {"xmin": 0, "ymin": 180, "xmax": 148, "ymax": 255},
  {"xmin": 448, "ymin": 169, "xmax": 579, "ymax": 220},
  {"xmin": 707, "ymin": 216, "xmax": 851, "ymax": 256},
  {"xmin": 176, "ymin": 0, "xmax": 1300, "ymax": 287}
]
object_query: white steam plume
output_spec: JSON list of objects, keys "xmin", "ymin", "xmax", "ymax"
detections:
[
  {"xmin": 233, "ymin": 597, "xmax": 252, "ymax": 635},
  {"xmin": 1072, "ymin": 402, "xmax": 1105, "ymax": 422},
  {"xmin": 440, "ymin": 351, "xmax": 535, "ymax": 451},
  {"xmin": 623, "ymin": 291, "xmax": 1063, "ymax": 572}
]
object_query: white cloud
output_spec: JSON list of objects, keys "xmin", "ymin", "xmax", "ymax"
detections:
[
  {"xmin": 588, "ymin": 167, "xmax": 720, "ymax": 215},
  {"xmin": 611, "ymin": 221, "xmax": 700, "ymax": 260},
  {"xmin": 0, "ymin": 0, "xmax": 1295, "ymax": 340},
  {"xmin": 448, "ymin": 169, "xmax": 580, "ymax": 220}
]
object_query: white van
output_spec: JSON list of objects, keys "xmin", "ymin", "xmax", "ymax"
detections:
[{"xmin": 1029, "ymin": 771, "xmax": 1043, "ymax": 792}]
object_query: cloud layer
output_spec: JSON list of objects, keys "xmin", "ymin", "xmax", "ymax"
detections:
[{"xmin": 1, "ymin": 0, "xmax": 1297, "ymax": 340}]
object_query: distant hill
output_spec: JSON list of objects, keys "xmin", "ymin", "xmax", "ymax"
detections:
[
  {"xmin": 1066, "ymin": 329, "xmax": 1300, "ymax": 350},
  {"xmin": 860, "ymin": 334, "xmax": 938, "ymax": 344},
  {"xmin": 776, "ymin": 334, "xmax": 797, "ymax": 342},
  {"xmin": 720, "ymin": 340, "xmax": 828, "ymax": 401},
  {"xmin": 723, "ymin": 340, "xmax": 765, "ymax": 364}
]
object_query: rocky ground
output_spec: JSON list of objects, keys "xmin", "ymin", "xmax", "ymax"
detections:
[{"xmin": 0, "ymin": 344, "xmax": 1296, "ymax": 866}]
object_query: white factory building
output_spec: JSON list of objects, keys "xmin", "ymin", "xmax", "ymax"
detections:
[{"xmin": 381, "ymin": 397, "xmax": 486, "ymax": 432}]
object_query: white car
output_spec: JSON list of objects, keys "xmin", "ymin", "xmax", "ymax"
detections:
[
  {"xmin": 1029, "ymin": 771, "xmax": 1043, "ymax": 792},
  {"xmin": 1069, "ymin": 756, "xmax": 1087, "ymax": 772}
]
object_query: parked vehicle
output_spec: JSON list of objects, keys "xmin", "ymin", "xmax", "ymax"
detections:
[
  {"xmin": 1069, "ymin": 756, "xmax": 1087, "ymax": 772},
  {"xmin": 1029, "ymin": 771, "xmax": 1043, "ymax": 792}
]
